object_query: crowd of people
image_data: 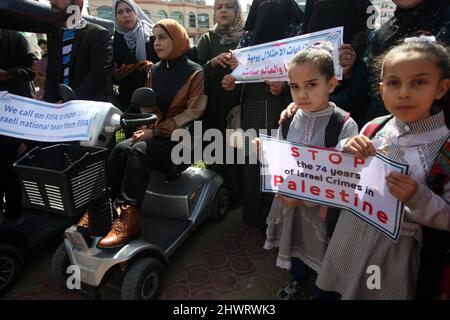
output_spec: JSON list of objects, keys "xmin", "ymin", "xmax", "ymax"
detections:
[{"xmin": 1, "ymin": 0, "xmax": 449, "ymax": 300}]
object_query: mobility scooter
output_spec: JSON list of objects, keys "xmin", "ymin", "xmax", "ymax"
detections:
[
  {"xmin": 14, "ymin": 85, "xmax": 229, "ymax": 300},
  {"xmin": 0, "ymin": 0, "xmax": 114, "ymax": 296}
]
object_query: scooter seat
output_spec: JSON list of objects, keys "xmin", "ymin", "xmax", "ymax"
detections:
[
  {"xmin": 153, "ymin": 120, "xmax": 195, "ymax": 180},
  {"xmin": 154, "ymin": 162, "xmax": 189, "ymax": 181}
]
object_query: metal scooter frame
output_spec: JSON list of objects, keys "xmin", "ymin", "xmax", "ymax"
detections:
[{"xmin": 52, "ymin": 86, "xmax": 229, "ymax": 299}]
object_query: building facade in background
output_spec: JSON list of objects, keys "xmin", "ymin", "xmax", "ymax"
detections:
[
  {"xmin": 36, "ymin": 0, "xmax": 396, "ymax": 43},
  {"xmin": 89, "ymin": 0, "xmax": 214, "ymax": 43}
]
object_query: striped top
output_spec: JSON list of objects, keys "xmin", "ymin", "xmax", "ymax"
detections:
[
  {"xmin": 284, "ymin": 103, "xmax": 358, "ymax": 146},
  {"xmin": 315, "ymin": 110, "xmax": 450, "ymax": 299},
  {"xmin": 61, "ymin": 28, "xmax": 77, "ymax": 85},
  {"xmin": 264, "ymin": 102, "xmax": 359, "ymax": 272}
]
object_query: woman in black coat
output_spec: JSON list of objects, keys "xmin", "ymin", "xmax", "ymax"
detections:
[
  {"xmin": 112, "ymin": 0, "xmax": 158, "ymax": 113},
  {"xmin": 222, "ymin": 0, "xmax": 304, "ymax": 230}
]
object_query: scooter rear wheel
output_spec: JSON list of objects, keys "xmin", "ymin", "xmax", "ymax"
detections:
[
  {"xmin": 121, "ymin": 257, "xmax": 163, "ymax": 300},
  {"xmin": 209, "ymin": 187, "xmax": 230, "ymax": 222}
]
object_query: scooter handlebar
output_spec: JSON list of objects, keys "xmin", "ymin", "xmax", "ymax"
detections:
[
  {"xmin": 58, "ymin": 84, "xmax": 76, "ymax": 102},
  {"xmin": 121, "ymin": 114, "xmax": 158, "ymax": 128}
]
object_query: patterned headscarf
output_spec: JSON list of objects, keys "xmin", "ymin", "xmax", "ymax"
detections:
[{"xmin": 212, "ymin": 0, "xmax": 245, "ymax": 45}]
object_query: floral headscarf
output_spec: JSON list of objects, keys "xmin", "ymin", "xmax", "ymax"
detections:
[{"xmin": 212, "ymin": 0, "xmax": 245, "ymax": 45}]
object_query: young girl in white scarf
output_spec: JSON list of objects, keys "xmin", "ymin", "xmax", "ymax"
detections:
[{"xmin": 316, "ymin": 40, "xmax": 450, "ymax": 300}]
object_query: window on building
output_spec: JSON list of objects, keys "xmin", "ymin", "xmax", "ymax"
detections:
[
  {"xmin": 157, "ymin": 10, "xmax": 168, "ymax": 21},
  {"xmin": 143, "ymin": 9, "xmax": 151, "ymax": 20},
  {"xmin": 188, "ymin": 12, "xmax": 196, "ymax": 28},
  {"xmin": 197, "ymin": 14, "xmax": 210, "ymax": 28},
  {"xmin": 170, "ymin": 11, "xmax": 184, "ymax": 26},
  {"xmin": 97, "ymin": 5, "xmax": 113, "ymax": 21}
]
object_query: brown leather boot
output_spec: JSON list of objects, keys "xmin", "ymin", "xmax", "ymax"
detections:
[
  {"xmin": 77, "ymin": 211, "xmax": 89, "ymax": 228},
  {"xmin": 97, "ymin": 204, "xmax": 140, "ymax": 248}
]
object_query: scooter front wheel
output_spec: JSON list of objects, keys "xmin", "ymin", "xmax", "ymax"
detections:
[
  {"xmin": 51, "ymin": 243, "xmax": 70, "ymax": 289},
  {"xmin": 121, "ymin": 257, "xmax": 163, "ymax": 300},
  {"xmin": 209, "ymin": 187, "xmax": 230, "ymax": 222}
]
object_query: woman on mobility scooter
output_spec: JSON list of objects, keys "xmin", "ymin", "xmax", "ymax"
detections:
[{"xmin": 77, "ymin": 19, "xmax": 207, "ymax": 248}]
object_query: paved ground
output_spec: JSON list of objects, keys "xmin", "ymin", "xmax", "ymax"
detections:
[{"xmin": 2, "ymin": 208, "xmax": 292, "ymax": 300}]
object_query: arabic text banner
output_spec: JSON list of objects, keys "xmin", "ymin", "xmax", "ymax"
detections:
[
  {"xmin": 260, "ymin": 135, "xmax": 408, "ymax": 242},
  {"xmin": 0, "ymin": 92, "xmax": 99, "ymax": 142},
  {"xmin": 231, "ymin": 27, "xmax": 343, "ymax": 83}
]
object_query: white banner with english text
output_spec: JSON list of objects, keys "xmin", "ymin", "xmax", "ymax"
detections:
[
  {"xmin": 0, "ymin": 92, "xmax": 100, "ymax": 142},
  {"xmin": 260, "ymin": 135, "xmax": 409, "ymax": 242}
]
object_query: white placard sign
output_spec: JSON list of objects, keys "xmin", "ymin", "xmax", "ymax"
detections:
[
  {"xmin": 231, "ymin": 27, "xmax": 344, "ymax": 83},
  {"xmin": 260, "ymin": 135, "xmax": 409, "ymax": 242}
]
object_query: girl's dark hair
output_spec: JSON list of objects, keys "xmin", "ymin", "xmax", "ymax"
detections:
[
  {"xmin": 374, "ymin": 40, "xmax": 450, "ymax": 126},
  {"xmin": 372, "ymin": 40, "xmax": 450, "ymax": 84},
  {"xmin": 380, "ymin": 41, "xmax": 450, "ymax": 80},
  {"xmin": 288, "ymin": 42, "xmax": 335, "ymax": 80}
]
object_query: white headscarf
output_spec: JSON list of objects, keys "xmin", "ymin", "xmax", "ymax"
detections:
[{"xmin": 113, "ymin": 0, "xmax": 154, "ymax": 62}]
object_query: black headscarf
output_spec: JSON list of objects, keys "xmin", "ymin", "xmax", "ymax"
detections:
[
  {"xmin": 302, "ymin": 0, "xmax": 372, "ymax": 44},
  {"xmin": 371, "ymin": 0, "xmax": 449, "ymax": 57},
  {"xmin": 244, "ymin": 0, "xmax": 304, "ymax": 46}
]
